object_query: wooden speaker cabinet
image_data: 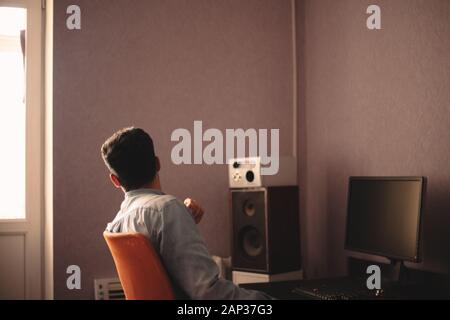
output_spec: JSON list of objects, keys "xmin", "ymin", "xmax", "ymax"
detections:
[{"xmin": 231, "ymin": 186, "xmax": 301, "ymax": 274}]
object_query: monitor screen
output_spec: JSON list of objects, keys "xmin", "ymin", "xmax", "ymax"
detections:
[{"xmin": 345, "ymin": 177, "xmax": 425, "ymax": 262}]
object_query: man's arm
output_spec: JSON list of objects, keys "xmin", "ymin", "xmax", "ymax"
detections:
[{"xmin": 157, "ymin": 199, "xmax": 272, "ymax": 300}]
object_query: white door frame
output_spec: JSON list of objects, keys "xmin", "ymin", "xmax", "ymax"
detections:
[
  {"xmin": 44, "ymin": 0, "xmax": 53, "ymax": 300},
  {"xmin": 0, "ymin": 0, "xmax": 45, "ymax": 299}
]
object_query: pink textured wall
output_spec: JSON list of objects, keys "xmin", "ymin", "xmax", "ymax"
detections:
[
  {"xmin": 53, "ymin": 0, "xmax": 294, "ymax": 299},
  {"xmin": 297, "ymin": 0, "xmax": 450, "ymax": 279}
]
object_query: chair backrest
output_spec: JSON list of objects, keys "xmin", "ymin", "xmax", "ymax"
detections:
[{"xmin": 103, "ymin": 231, "xmax": 175, "ymax": 300}]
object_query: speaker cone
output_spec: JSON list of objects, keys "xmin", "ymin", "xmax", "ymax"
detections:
[
  {"xmin": 243, "ymin": 199, "xmax": 256, "ymax": 217},
  {"xmin": 245, "ymin": 170, "xmax": 255, "ymax": 182},
  {"xmin": 239, "ymin": 226, "xmax": 263, "ymax": 258}
]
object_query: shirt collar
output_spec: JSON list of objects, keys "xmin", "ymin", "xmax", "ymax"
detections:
[{"xmin": 125, "ymin": 188, "xmax": 165, "ymax": 198}]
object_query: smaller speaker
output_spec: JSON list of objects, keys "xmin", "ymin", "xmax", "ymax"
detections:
[
  {"xmin": 229, "ymin": 157, "xmax": 262, "ymax": 188},
  {"xmin": 228, "ymin": 157, "xmax": 297, "ymax": 189}
]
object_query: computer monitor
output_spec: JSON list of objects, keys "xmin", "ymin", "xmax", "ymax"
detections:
[{"xmin": 345, "ymin": 177, "xmax": 425, "ymax": 263}]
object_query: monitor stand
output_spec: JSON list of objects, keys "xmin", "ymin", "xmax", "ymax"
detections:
[{"xmin": 389, "ymin": 259, "xmax": 406, "ymax": 284}]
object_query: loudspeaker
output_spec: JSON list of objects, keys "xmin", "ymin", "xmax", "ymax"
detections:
[
  {"xmin": 228, "ymin": 157, "xmax": 297, "ymax": 189},
  {"xmin": 231, "ymin": 186, "xmax": 301, "ymax": 274}
]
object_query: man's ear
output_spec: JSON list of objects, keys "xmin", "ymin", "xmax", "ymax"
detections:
[
  {"xmin": 109, "ymin": 173, "xmax": 122, "ymax": 188},
  {"xmin": 155, "ymin": 156, "xmax": 161, "ymax": 172}
]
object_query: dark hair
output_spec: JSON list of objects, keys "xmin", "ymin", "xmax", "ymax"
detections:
[{"xmin": 101, "ymin": 127, "xmax": 157, "ymax": 191}]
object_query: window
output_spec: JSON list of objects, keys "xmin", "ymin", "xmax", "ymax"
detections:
[{"xmin": 0, "ymin": 7, "xmax": 27, "ymax": 219}]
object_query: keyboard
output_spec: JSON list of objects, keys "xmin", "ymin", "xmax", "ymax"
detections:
[
  {"xmin": 292, "ymin": 278, "xmax": 383, "ymax": 300},
  {"xmin": 292, "ymin": 286, "xmax": 383, "ymax": 300}
]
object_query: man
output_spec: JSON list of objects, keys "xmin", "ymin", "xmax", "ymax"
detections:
[{"xmin": 102, "ymin": 127, "xmax": 271, "ymax": 299}]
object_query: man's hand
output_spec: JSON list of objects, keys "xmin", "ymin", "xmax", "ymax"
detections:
[{"xmin": 184, "ymin": 198, "xmax": 204, "ymax": 224}]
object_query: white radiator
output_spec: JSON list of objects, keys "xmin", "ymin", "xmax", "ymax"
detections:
[{"xmin": 94, "ymin": 278, "xmax": 125, "ymax": 300}]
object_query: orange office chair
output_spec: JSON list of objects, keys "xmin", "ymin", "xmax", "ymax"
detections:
[{"xmin": 103, "ymin": 231, "xmax": 175, "ymax": 300}]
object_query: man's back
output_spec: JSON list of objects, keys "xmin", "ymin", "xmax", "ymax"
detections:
[{"xmin": 106, "ymin": 188, "xmax": 271, "ymax": 300}]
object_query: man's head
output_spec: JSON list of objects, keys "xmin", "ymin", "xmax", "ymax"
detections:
[{"xmin": 101, "ymin": 127, "xmax": 160, "ymax": 191}]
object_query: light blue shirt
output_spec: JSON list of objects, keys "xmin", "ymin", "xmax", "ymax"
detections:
[{"xmin": 106, "ymin": 188, "xmax": 272, "ymax": 300}]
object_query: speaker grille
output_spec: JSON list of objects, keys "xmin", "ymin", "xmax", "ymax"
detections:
[{"xmin": 231, "ymin": 189, "xmax": 268, "ymax": 272}]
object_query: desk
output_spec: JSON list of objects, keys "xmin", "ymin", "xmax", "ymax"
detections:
[
  {"xmin": 241, "ymin": 280, "xmax": 305, "ymax": 300},
  {"xmin": 241, "ymin": 277, "xmax": 450, "ymax": 300}
]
